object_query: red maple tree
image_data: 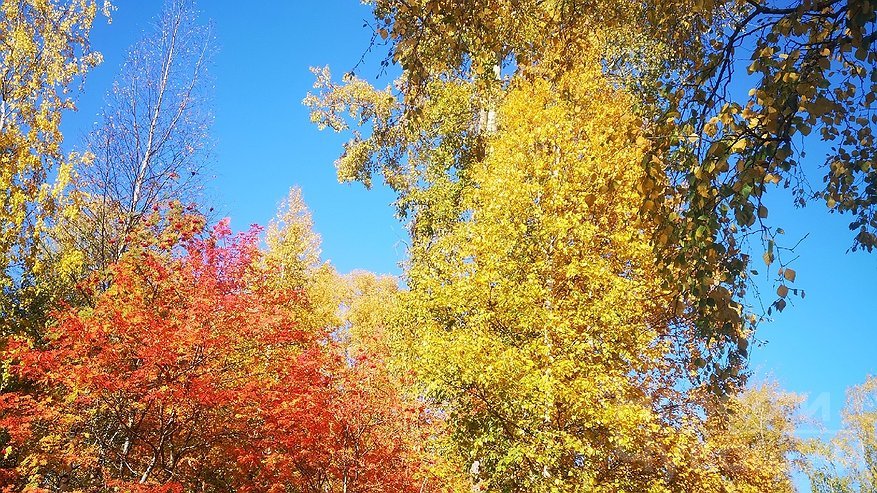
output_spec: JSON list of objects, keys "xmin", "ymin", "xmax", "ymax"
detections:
[{"xmin": 0, "ymin": 208, "xmax": 439, "ymax": 492}]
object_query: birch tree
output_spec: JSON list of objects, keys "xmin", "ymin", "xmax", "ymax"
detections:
[
  {"xmin": 0, "ymin": 0, "xmax": 106, "ymax": 337},
  {"xmin": 62, "ymin": 0, "xmax": 215, "ymax": 279}
]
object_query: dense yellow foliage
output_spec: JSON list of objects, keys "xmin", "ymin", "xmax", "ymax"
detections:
[
  {"xmin": 262, "ymin": 187, "xmax": 342, "ymax": 336},
  {"xmin": 0, "ymin": 0, "xmax": 106, "ymax": 336},
  {"xmin": 383, "ymin": 62, "xmax": 801, "ymax": 491},
  {"xmin": 303, "ymin": 0, "xmax": 826, "ymax": 485}
]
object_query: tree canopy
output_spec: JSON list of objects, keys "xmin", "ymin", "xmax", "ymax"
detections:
[{"xmin": 0, "ymin": 0, "xmax": 874, "ymax": 491}]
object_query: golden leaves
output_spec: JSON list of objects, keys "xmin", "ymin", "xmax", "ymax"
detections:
[
  {"xmin": 306, "ymin": 0, "xmax": 867, "ymax": 488},
  {"xmin": 804, "ymin": 376, "xmax": 877, "ymax": 489},
  {"xmin": 0, "ymin": 0, "xmax": 107, "ymax": 336},
  {"xmin": 381, "ymin": 60, "xmax": 754, "ymax": 490}
]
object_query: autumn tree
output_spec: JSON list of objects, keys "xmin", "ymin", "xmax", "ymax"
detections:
[
  {"xmin": 308, "ymin": 47, "xmax": 809, "ymax": 491},
  {"xmin": 309, "ymin": 0, "xmax": 876, "ymax": 389},
  {"xmin": 340, "ymin": 270, "xmax": 470, "ymax": 492},
  {"xmin": 261, "ymin": 187, "xmax": 340, "ymax": 335},
  {"xmin": 382, "ymin": 66, "xmax": 698, "ymax": 491},
  {"xmin": 257, "ymin": 188, "xmax": 456, "ymax": 492},
  {"xmin": 805, "ymin": 376, "xmax": 877, "ymax": 492},
  {"xmin": 1, "ymin": 210, "xmax": 272, "ymax": 490},
  {"xmin": 702, "ymin": 382, "xmax": 805, "ymax": 492},
  {"xmin": 303, "ymin": 0, "xmax": 847, "ymax": 488},
  {"xmin": 0, "ymin": 194, "xmax": 444, "ymax": 492},
  {"xmin": 305, "ymin": 1, "xmax": 749, "ymax": 390},
  {"xmin": 60, "ymin": 0, "xmax": 215, "ymax": 282},
  {"xmin": 0, "ymin": 0, "xmax": 108, "ymax": 337}
]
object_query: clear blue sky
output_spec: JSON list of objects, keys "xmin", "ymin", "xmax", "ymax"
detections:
[
  {"xmin": 62, "ymin": 0, "xmax": 875, "ymax": 470},
  {"xmin": 63, "ymin": 0, "xmax": 405, "ymax": 277}
]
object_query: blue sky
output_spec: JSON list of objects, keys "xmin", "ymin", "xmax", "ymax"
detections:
[
  {"xmin": 62, "ymin": 0, "xmax": 875, "ymax": 461},
  {"xmin": 63, "ymin": 0, "xmax": 405, "ymax": 277}
]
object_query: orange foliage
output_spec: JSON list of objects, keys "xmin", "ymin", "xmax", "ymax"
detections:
[{"xmin": 0, "ymin": 207, "xmax": 435, "ymax": 492}]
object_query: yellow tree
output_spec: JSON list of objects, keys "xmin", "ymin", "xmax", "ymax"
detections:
[
  {"xmin": 310, "ymin": 49, "xmax": 805, "ymax": 489},
  {"xmin": 806, "ymin": 376, "xmax": 877, "ymax": 492},
  {"xmin": 261, "ymin": 187, "xmax": 341, "ymax": 335},
  {"xmin": 342, "ymin": 270, "xmax": 470, "ymax": 492},
  {"xmin": 702, "ymin": 382, "xmax": 805, "ymax": 493},
  {"xmin": 312, "ymin": 0, "xmax": 877, "ymax": 391},
  {"xmin": 394, "ymin": 62, "xmax": 800, "ymax": 491},
  {"xmin": 396, "ymin": 64, "xmax": 682, "ymax": 491},
  {"xmin": 304, "ymin": 0, "xmax": 825, "ymax": 487},
  {"xmin": 0, "ymin": 0, "xmax": 108, "ymax": 337},
  {"xmin": 306, "ymin": 4, "xmax": 750, "ymax": 391}
]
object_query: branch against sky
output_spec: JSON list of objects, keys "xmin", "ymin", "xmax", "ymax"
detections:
[{"xmin": 65, "ymin": 0, "xmax": 215, "ymax": 277}]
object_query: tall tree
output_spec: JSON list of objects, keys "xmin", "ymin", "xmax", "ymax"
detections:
[
  {"xmin": 388, "ymin": 65, "xmax": 700, "ymax": 491},
  {"xmin": 702, "ymin": 382, "xmax": 805, "ymax": 492},
  {"xmin": 60, "ymin": 0, "xmax": 215, "ymax": 281},
  {"xmin": 309, "ymin": 53, "xmax": 804, "ymax": 491},
  {"xmin": 261, "ymin": 187, "xmax": 340, "ymax": 336},
  {"xmin": 0, "ymin": 0, "xmax": 107, "ymax": 337},
  {"xmin": 309, "ymin": 0, "xmax": 876, "ymax": 386},
  {"xmin": 806, "ymin": 376, "xmax": 877, "ymax": 492},
  {"xmin": 304, "ymin": 0, "xmax": 833, "ymax": 488}
]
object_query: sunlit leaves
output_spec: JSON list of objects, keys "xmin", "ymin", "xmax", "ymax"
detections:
[
  {"xmin": 0, "ymin": 0, "xmax": 107, "ymax": 337},
  {"xmin": 701, "ymin": 382, "xmax": 804, "ymax": 493},
  {"xmin": 805, "ymin": 376, "xmax": 877, "ymax": 492},
  {"xmin": 0, "ymin": 204, "xmax": 439, "ymax": 492},
  {"xmin": 397, "ymin": 65, "xmax": 701, "ymax": 491}
]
